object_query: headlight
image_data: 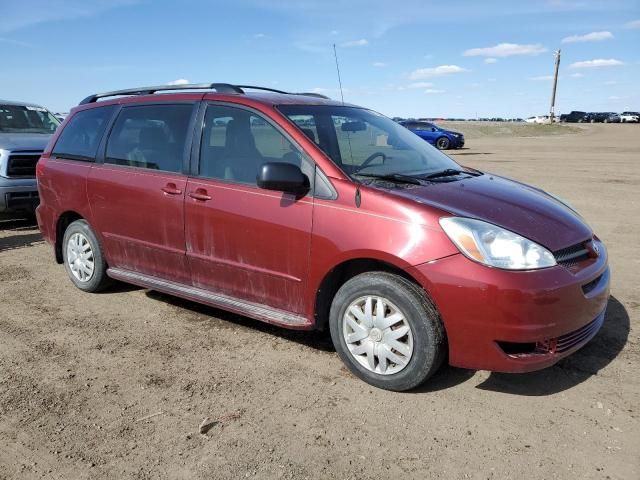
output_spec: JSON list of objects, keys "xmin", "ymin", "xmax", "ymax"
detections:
[{"xmin": 439, "ymin": 217, "xmax": 556, "ymax": 270}]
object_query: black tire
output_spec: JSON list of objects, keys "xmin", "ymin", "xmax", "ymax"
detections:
[
  {"xmin": 329, "ymin": 272, "xmax": 446, "ymax": 391},
  {"xmin": 435, "ymin": 137, "xmax": 450, "ymax": 150},
  {"xmin": 62, "ymin": 219, "xmax": 111, "ymax": 292}
]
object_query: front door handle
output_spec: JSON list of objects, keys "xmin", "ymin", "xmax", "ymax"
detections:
[
  {"xmin": 189, "ymin": 188, "xmax": 212, "ymax": 201},
  {"xmin": 161, "ymin": 183, "xmax": 182, "ymax": 195}
]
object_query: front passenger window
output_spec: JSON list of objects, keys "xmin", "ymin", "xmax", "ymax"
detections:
[{"xmin": 200, "ymin": 105, "xmax": 312, "ymax": 186}]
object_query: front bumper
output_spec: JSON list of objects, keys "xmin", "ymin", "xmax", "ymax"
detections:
[
  {"xmin": 450, "ymin": 136, "xmax": 464, "ymax": 148},
  {"xmin": 408, "ymin": 240, "xmax": 610, "ymax": 372},
  {"xmin": 0, "ymin": 177, "xmax": 39, "ymax": 212}
]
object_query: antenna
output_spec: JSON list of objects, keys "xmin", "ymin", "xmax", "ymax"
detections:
[
  {"xmin": 549, "ymin": 49, "xmax": 561, "ymax": 122},
  {"xmin": 333, "ymin": 43, "xmax": 345, "ymax": 104}
]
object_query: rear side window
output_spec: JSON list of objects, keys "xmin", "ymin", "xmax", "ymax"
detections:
[
  {"xmin": 52, "ymin": 106, "xmax": 115, "ymax": 161},
  {"xmin": 105, "ymin": 104, "xmax": 193, "ymax": 173}
]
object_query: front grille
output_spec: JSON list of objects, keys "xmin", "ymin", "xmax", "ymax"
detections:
[
  {"xmin": 552, "ymin": 310, "xmax": 605, "ymax": 353},
  {"xmin": 6, "ymin": 153, "xmax": 41, "ymax": 177},
  {"xmin": 582, "ymin": 273, "xmax": 603, "ymax": 295},
  {"xmin": 498, "ymin": 309, "xmax": 606, "ymax": 358},
  {"xmin": 554, "ymin": 242, "xmax": 590, "ymax": 268}
]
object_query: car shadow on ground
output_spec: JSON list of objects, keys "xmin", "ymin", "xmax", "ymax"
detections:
[
  {"xmin": 475, "ymin": 295, "xmax": 630, "ymax": 396},
  {"xmin": 145, "ymin": 290, "xmax": 335, "ymax": 352},
  {"xmin": 0, "ymin": 216, "xmax": 42, "ymax": 253},
  {"xmin": 145, "ymin": 292, "xmax": 629, "ymax": 394}
]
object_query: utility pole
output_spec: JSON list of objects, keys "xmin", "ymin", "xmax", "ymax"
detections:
[{"xmin": 549, "ymin": 49, "xmax": 561, "ymax": 122}]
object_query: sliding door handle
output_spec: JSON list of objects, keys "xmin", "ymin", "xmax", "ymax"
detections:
[{"xmin": 161, "ymin": 183, "xmax": 182, "ymax": 195}]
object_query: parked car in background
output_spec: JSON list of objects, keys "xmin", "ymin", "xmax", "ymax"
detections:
[
  {"xmin": 399, "ymin": 121, "xmax": 464, "ymax": 149},
  {"xmin": 525, "ymin": 115, "xmax": 552, "ymax": 124},
  {"xmin": 37, "ymin": 82, "xmax": 609, "ymax": 391},
  {"xmin": 603, "ymin": 113, "xmax": 620, "ymax": 123},
  {"xmin": 560, "ymin": 111, "xmax": 587, "ymax": 123},
  {"xmin": 582, "ymin": 112, "xmax": 618, "ymax": 123},
  {"xmin": 620, "ymin": 112, "xmax": 639, "ymax": 123},
  {"xmin": 1, "ymin": 100, "xmax": 60, "ymax": 215}
]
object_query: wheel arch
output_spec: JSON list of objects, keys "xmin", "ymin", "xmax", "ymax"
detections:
[
  {"xmin": 54, "ymin": 211, "xmax": 85, "ymax": 263},
  {"xmin": 313, "ymin": 257, "xmax": 426, "ymax": 332}
]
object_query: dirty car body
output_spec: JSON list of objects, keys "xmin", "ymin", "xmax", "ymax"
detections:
[{"xmin": 36, "ymin": 83, "xmax": 610, "ymax": 390}]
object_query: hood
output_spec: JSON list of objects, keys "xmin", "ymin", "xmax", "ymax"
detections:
[
  {"xmin": 0, "ymin": 132, "xmax": 52, "ymax": 151},
  {"xmin": 390, "ymin": 174, "xmax": 592, "ymax": 252}
]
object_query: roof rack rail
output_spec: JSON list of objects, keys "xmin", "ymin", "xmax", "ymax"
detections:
[
  {"xmin": 79, "ymin": 83, "xmax": 331, "ymax": 105},
  {"xmin": 237, "ymin": 85, "xmax": 330, "ymax": 99},
  {"xmin": 296, "ymin": 92, "xmax": 331, "ymax": 99},
  {"xmin": 79, "ymin": 83, "xmax": 243, "ymax": 105}
]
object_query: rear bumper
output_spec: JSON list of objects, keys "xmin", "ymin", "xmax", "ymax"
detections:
[
  {"xmin": 0, "ymin": 177, "xmax": 38, "ymax": 212},
  {"xmin": 408, "ymin": 240, "xmax": 610, "ymax": 372}
]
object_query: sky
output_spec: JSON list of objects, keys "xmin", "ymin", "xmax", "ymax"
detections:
[{"xmin": 1, "ymin": 0, "xmax": 639, "ymax": 118}]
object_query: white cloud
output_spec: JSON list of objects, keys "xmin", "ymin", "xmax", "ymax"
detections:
[
  {"xmin": 624, "ymin": 19, "xmax": 640, "ymax": 29},
  {"xmin": 341, "ymin": 39, "xmax": 368, "ymax": 47},
  {"xmin": 484, "ymin": 58, "xmax": 498, "ymax": 64},
  {"xmin": 608, "ymin": 96, "xmax": 621, "ymax": 100},
  {"xmin": 408, "ymin": 82, "xmax": 433, "ymax": 88},
  {"xmin": 569, "ymin": 72, "xmax": 584, "ymax": 78},
  {"xmin": 167, "ymin": 79, "xmax": 190, "ymax": 86},
  {"xmin": 604, "ymin": 80, "xmax": 617, "ymax": 85},
  {"xmin": 372, "ymin": 62, "xmax": 387, "ymax": 67},
  {"xmin": 253, "ymin": 33, "xmax": 266, "ymax": 39},
  {"xmin": 424, "ymin": 89, "xmax": 445, "ymax": 94},
  {"xmin": 409, "ymin": 65, "xmax": 467, "ymax": 80},
  {"xmin": 569, "ymin": 58, "xmax": 624, "ymax": 69},
  {"xmin": 463, "ymin": 43, "xmax": 547, "ymax": 57},
  {"xmin": 561, "ymin": 31, "xmax": 613, "ymax": 43},
  {"xmin": 530, "ymin": 75, "xmax": 554, "ymax": 81}
]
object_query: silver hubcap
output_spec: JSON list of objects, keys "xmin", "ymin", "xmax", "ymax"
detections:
[
  {"xmin": 66, "ymin": 233, "xmax": 95, "ymax": 283},
  {"xmin": 342, "ymin": 296, "xmax": 414, "ymax": 375}
]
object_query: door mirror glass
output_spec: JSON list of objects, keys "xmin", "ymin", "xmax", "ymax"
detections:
[
  {"xmin": 431, "ymin": 127, "xmax": 437, "ymax": 132},
  {"xmin": 257, "ymin": 162, "xmax": 309, "ymax": 195}
]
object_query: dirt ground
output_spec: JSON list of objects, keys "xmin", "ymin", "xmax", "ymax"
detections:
[{"xmin": 1, "ymin": 123, "xmax": 638, "ymax": 480}]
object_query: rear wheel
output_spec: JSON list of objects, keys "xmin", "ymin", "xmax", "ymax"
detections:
[
  {"xmin": 435, "ymin": 137, "xmax": 450, "ymax": 150},
  {"xmin": 329, "ymin": 272, "xmax": 446, "ymax": 391},
  {"xmin": 62, "ymin": 219, "xmax": 111, "ymax": 292}
]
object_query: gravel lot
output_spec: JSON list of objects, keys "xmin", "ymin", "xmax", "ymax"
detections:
[{"xmin": 1, "ymin": 123, "xmax": 638, "ymax": 480}]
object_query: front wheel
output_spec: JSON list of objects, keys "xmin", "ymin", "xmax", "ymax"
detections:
[
  {"xmin": 329, "ymin": 272, "xmax": 446, "ymax": 391},
  {"xmin": 62, "ymin": 219, "xmax": 111, "ymax": 292},
  {"xmin": 435, "ymin": 137, "xmax": 450, "ymax": 150}
]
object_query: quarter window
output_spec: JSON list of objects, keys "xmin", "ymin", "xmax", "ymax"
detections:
[
  {"xmin": 52, "ymin": 106, "xmax": 115, "ymax": 161},
  {"xmin": 105, "ymin": 104, "xmax": 193, "ymax": 173}
]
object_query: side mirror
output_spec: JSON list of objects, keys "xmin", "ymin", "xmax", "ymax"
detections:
[
  {"xmin": 431, "ymin": 127, "xmax": 437, "ymax": 132},
  {"xmin": 257, "ymin": 162, "xmax": 309, "ymax": 195}
]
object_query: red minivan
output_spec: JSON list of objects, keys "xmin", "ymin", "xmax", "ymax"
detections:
[{"xmin": 36, "ymin": 83, "xmax": 610, "ymax": 391}]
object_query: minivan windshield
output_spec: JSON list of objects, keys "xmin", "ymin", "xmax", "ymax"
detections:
[
  {"xmin": 278, "ymin": 105, "xmax": 462, "ymax": 179},
  {"xmin": 0, "ymin": 104, "xmax": 60, "ymax": 134}
]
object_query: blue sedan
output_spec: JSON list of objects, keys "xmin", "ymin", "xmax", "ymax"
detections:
[{"xmin": 399, "ymin": 121, "xmax": 465, "ymax": 150}]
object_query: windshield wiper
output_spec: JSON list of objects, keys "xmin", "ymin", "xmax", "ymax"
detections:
[
  {"xmin": 423, "ymin": 168, "xmax": 481, "ymax": 180},
  {"xmin": 354, "ymin": 172, "xmax": 423, "ymax": 185}
]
